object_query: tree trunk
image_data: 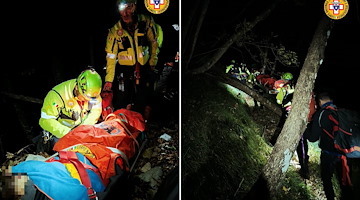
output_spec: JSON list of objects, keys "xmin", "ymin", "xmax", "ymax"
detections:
[
  {"xmin": 262, "ymin": 15, "xmax": 333, "ymax": 197},
  {"xmin": 206, "ymin": 72, "xmax": 282, "ymax": 116},
  {"xmin": 181, "ymin": 0, "xmax": 201, "ymax": 45},
  {"xmin": 182, "ymin": 0, "xmax": 202, "ymax": 71},
  {"xmin": 183, "ymin": 0, "xmax": 210, "ymax": 70},
  {"xmin": 188, "ymin": 0, "xmax": 283, "ymax": 75}
]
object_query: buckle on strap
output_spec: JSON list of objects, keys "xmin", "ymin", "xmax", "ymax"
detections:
[
  {"xmin": 106, "ymin": 146, "xmax": 130, "ymax": 168},
  {"xmin": 88, "ymin": 187, "xmax": 98, "ymax": 200},
  {"xmin": 42, "ymin": 130, "xmax": 51, "ymax": 142}
]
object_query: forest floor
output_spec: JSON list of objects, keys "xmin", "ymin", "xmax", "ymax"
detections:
[
  {"xmin": 181, "ymin": 73, "xmax": 349, "ymax": 199},
  {"xmin": 250, "ymin": 106, "xmax": 333, "ymax": 200},
  {"xmin": 0, "ymin": 114, "xmax": 179, "ymax": 200},
  {"xmin": 128, "ymin": 119, "xmax": 179, "ymax": 200}
]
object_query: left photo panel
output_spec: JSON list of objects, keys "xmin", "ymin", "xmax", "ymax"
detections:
[{"xmin": 1, "ymin": 0, "xmax": 180, "ymax": 199}]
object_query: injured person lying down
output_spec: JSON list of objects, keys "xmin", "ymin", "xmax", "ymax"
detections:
[{"xmin": 1, "ymin": 109, "xmax": 146, "ymax": 200}]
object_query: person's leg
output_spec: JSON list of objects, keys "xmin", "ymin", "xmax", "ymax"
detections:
[
  {"xmin": 135, "ymin": 65, "xmax": 156, "ymax": 120},
  {"xmin": 270, "ymin": 109, "xmax": 287, "ymax": 145},
  {"xmin": 336, "ymin": 157, "xmax": 354, "ymax": 200},
  {"xmin": 297, "ymin": 136, "xmax": 309, "ymax": 179},
  {"xmin": 320, "ymin": 153, "xmax": 338, "ymax": 200},
  {"xmin": 111, "ymin": 66, "xmax": 122, "ymax": 110},
  {"xmin": 113, "ymin": 66, "xmax": 135, "ymax": 110}
]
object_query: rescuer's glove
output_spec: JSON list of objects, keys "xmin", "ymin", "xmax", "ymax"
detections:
[{"xmin": 103, "ymin": 82, "xmax": 113, "ymax": 91}]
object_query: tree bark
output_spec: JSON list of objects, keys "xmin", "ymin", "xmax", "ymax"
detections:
[
  {"xmin": 188, "ymin": 0, "xmax": 283, "ymax": 75},
  {"xmin": 206, "ymin": 73, "xmax": 282, "ymax": 116},
  {"xmin": 262, "ymin": 15, "xmax": 333, "ymax": 197}
]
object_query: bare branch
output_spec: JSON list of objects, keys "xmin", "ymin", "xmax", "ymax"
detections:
[
  {"xmin": 189, "ymin": 0, "xmax": 284, "ymax": 75},
  {"xmin": 1, "ymin": 91, "xmax": 43, "ymax": 104}
]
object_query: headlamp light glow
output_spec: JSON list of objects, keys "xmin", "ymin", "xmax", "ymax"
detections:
[{"xmin": 118, "ymin": 3, "xmax": 127, "ymax": 11}]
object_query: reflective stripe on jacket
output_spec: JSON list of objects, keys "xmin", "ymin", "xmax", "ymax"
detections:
[
  {"xmin": 39, "ymin": 79, "xmax": 102, "ymax": 138},
  {"xmin": 105, "ymin": 14, "xmax": 159, "ymax": 82}
]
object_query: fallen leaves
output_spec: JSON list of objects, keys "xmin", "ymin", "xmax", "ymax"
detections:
[
  {"xmin": 2, "ymin": 144, "xmax": 37, "ymax": 167},
  {"xmin": 130, "ymin": 123, "xmax": 179, "ymax": 199},
  {"xmin": 1, "ymin": 123, "xmax": 179, "ymax": 200}
]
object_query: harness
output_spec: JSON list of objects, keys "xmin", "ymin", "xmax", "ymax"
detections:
[{"xmin": 47, "ymin": 151, "xmax": 99, "ymax": 199}]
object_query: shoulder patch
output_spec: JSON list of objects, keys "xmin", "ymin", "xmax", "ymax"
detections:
[{"xmin": 67, "ymin": 99, "xmax": 76, "ymax": 108}]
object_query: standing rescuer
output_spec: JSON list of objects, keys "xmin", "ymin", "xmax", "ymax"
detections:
[
  {"xmin": 103, "ymin": 0, "xmax": 160, "ymax": 120},
  {"xmin": 304, "ymin": 92, "xmax": 354, "ymax": 199},
  {"xmin": 38, "ymin": 68, "xmax": 102, "ymax": 151}
]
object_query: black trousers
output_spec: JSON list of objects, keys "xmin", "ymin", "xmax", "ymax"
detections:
[
  {"xmin": 320, "ymin": 152, "xmax": 353, "ymax": 200},
  {"xmin": 112, "ymin": 64, "xmax": 157, "ymax": 113},
  {"xmin": 296, "ymin": 135, "xmax": 309, "ymax": 176}
]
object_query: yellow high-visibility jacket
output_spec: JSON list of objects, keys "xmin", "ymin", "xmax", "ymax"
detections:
[
  {"xmin": 105, "ymin": 14, "xmax": 159, "ymax": 83},
  {"xmin": 276, "ymin": 84, "xmax": 295, "ymax": 106},
  {"xmin": 39, "ymin": 79, "xmax": 102, "ymax": 138}
]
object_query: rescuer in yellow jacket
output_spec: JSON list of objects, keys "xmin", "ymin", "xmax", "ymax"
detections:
[
  {"xmin": 103, "ymin": 0, "xmax": 160, "ymax": 120},
  {"xmin": 39, "ymin": 68, "xmax": 102, "ymax": 140}
]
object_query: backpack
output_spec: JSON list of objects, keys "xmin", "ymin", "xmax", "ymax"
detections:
[
  {"xmin": 323, "ymin": 106, "xmax": 360, "ymax": 158},
  {"xmin": 154, "ymin": 23, "xmax": 163, "ymax": 49}
]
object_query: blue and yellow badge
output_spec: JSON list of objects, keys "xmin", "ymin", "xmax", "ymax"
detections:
[
  {"xmin": 324, "ymin": 0, "xmax": 349, "ymax": 20},
  {"xmin": 145, "ymin": 0, "xmax": 169, "ymax": 14}
]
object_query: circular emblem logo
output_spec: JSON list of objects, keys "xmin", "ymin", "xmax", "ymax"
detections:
[
  {"xmin": 67, "ymin": 99, "xmax": 75, "ymax": 108},
  {"xmin": 117, "ymin": 29, "xmax": 123, "ymax": 36},
  {"xmin": 145, "ymin": 0, "xmax": 169, "ymax": 14},
  {"xmin": 324, "ymin": 0, "xmax": 349, "ymax": 20}
]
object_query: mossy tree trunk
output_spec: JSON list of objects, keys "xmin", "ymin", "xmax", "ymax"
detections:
[
  {"xmin": 206, "ymin": 72, "xmax": 282, "ymax": 116},
  {"xmin": 262, "ymin": 15, "xmax": 333, "ymax": 197}
]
